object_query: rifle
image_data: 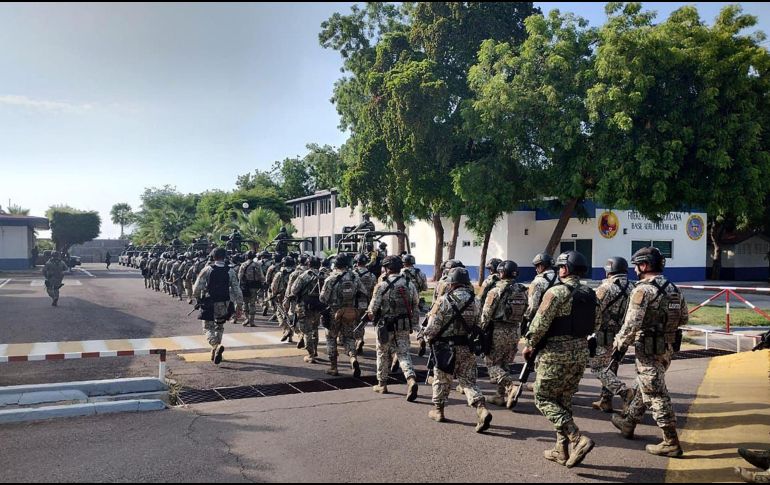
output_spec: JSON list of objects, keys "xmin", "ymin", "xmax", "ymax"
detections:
[
  {"xmin": 416, "ymin": 315, "xmax": 429, "ymax": 357},
  {"xmin": 752, "ymin": 330, "xmax": 770, "ymax": 351},
  {"xmin": 508, "ymin": 344, "xmax": 543, "ymax": 409},
  {"xmin": 352, "ymin": 313, "xmax": 369, "ymax": 335},
  {"xmin": 605, "ymin": 346, "xmax": 627, "ymax": 372},
  {"xmin": 425, "ymin": 347, "xmax": 435, "ymax": 384}
]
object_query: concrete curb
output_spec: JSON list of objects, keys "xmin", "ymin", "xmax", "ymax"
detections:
[
  {"xmin": 0, "ymin": 390, "xmax": 88, "ymax": 407},
  {"xmin": 0, "ymin": 377, "xmax": 167, "ymax": 398},
  {"xmin": 0, "ymin": 399, "xmax": 166, "ymax": 424}
]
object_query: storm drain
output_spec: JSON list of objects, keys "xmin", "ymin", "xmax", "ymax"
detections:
[
  {"xmin": 256, "ymin": 383, "xmax": 300, "ymax": 397},
  {"xmin": 673, "ymin": 348, "xmax": 733, "ymax": 360},
  {"xmin": 177, "ymin": 389, "xmax": 225, "ymax": 404}
]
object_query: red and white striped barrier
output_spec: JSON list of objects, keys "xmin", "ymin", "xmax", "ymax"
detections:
[
  {"xmin": 679, "ymin": 285, "xmax": 770, "ymax": 293},
  {"xmin": 681, "ymin": 326, "xmax": 764, "ymax": 352},
  {"xmin": 683, "ymin": 286, "xmax": 770, "ymax": 334},
  {"xmin": 0, "ymin": 348, "xmax": 167, "ymax": 380}
]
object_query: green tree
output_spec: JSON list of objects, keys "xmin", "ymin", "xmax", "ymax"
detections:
[
  {"xmin": 272, "ymin": 156, "xmax": 312, "ymax": 201},
  {"xmin": 47, "ymin": 207, "xmax": 101, "ymax": 254},
  {"xmin": 7, "ymin": 204, "xmax": 29, "ymax": 215},
  {"xmin": 222, "ymin": 207, "xmax": 294, "ymax": 250},
  {"xmin": 304, "ymin": 143, "xmax": 345, "ymax": 193},
  {"xmin": 110, "ymin": 203, "xmax": 135, "ymax": 238}
]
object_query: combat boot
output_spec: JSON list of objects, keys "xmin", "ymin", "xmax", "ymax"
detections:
[
  {"xmin": 350, "ymin": 356, "xmax": 361, "ymax": 378},
  {"xmin": 326, "ymin": 357, "xmax": 339, "ymax": 376},
  {"xmin": 735, "ymin": 467, "xmax": 770, "ymax": 484},
  {"xmin": 563, "ymin": 420, "xmax": 594, "ymax": 468},
  {"xmin": 611, "ymin": 414, "xmax": 636, "ymax": 439},
  {"xmin": 303, "ymin": 353, "xmax": 316, "ymax": 364},
  {"xmin": 52, "ymin": 299, "xmax": 58, "ymax": 307},
  {"xmin": 739, "ymin": 448, "xmax": 770, "ymax": 470},
  {"xmin": 591, "ymin": 396, "xmax": 613, "ymax": 413},
  {"xmin": 488, "ymin": 394, "xmax": 506, "ymax": 407},
  {"xmin": 428, "ymin": 405, "xmax": 445, "ymax": 422},
  {"xmin": 474, "ymin": 402, "xmax": 492, "ymax": 433},
  {"xmin": 406, "ymin": 377, "xmax": 418, "ymax": 402},
  {"xmin": 296, "ymin": 336, "xmax": 306, "ymax": 349},
  {"xmin": 544, "ymin": 431, "xmax": 569, "ymax": 466},
  {"xmin": 280, "ymin": 329, "xmax": 291, "ymax": 342},
  {"xmin": 646, "ymin": 426, "xmax": 683, "ymax": 458},
  {"xmin": 213, "ymin": 345, "xmax": 225, "ymax": 365},
  {"xmin": 372, "ymin": 381, "xmax": 389, "ymax": 394}
]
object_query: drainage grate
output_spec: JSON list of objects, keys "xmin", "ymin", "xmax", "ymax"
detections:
[
  {"xmin": 255, "ymin": 383, "xmax": 301, "ymax": 397},
  {"xmin": 215, "ymin": 386, "xmax": 264, "ymax": 400},
  {"xmin": 323, "ymin": 377, "xmax": 370, "ymax": 390},
  {"xmin": 356, "ymin": 375, "xmax": 380, "ymax": 385},
  {"xmin": 290, "ymin": 380, "xmax": 337, "ymax": 393},
  {"xmin": 178, "ymin": 389, "xmax": 225, "ymax": 405},
  {"xmin": 673, "ymin": 348, "xmax": 733, "ymax": 360}
]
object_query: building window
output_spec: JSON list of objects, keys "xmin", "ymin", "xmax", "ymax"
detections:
[
  {"xmin": 410, "ymin": 242, "xmax": 416, "ymax": 249},
  {"xmin": 632, "ymin": 240, "xmax": 673, "ymax": 258},
  {"xmin": 462, "ymin": 240, "xmax": 471, "ymax": 247},
  {"xmin": 304, "ymin": 201, "xmax": 317, "ymax": 217},
  {"xmin": 293, "ymin": 204, "xmax": 301, "ymax": 218},
  {"xmin": 319, "ymin": 198, "xmax": 332, "ymax": 215}
]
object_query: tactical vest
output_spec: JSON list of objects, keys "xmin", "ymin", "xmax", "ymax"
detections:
[
  {"xmin": 333, "ymin": 271, "xmax": 358, "ymax": 308},
  {"xmin": 545, "ymin": 284, "xmax": 597, "ymax": 340},
  {"xmin": 534, "ymin": 271, "xmax": 559, "ymax": 309},
  {"xmin": 480, "ymin": 275, "xmax": 501, "ymax": 307},
  {"xmin": 207, "ymin": 266, "xmax": 230, "ymax": 302},
  {"xmin": 384, "ymin": 275, "xmax": 410, "ymax": 318},
  {"xmin": 499, "ymin": 282, "xmax": 528, "ymax": 324},
  {"xmin": 640, "ymin": 279, "xmax": 683, "ymax": 344}
]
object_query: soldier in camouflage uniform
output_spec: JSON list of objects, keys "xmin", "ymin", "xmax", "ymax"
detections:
[
  {"xmin": 193, "ymin": 248, "xmax": 243, "ymax": 365},
  {"xmin": 139, "ymin": 252, "xmax": 151, "ymax": 289},
  {"xmin": 238, "ymin": 250, "xmax": 266, "ymax": 327},
  {"xmin": 270, "ymin": 256, "xmax": 296, "ymax": 342},
  {"xmin": 479, "ymin": 258, "xmax": 503, "ymax": 309},
  {"xmin": 589, "ymin": 257, "xmax": 635, "ymax": 413},
  {"xmin": 423, "ymin": 266, "xmax": 492, "ymax": 432},
  {"xmin": 365, "ymin": 255, "xmax": 419, "ymax": 401},
  {"xmin": 523, "ymin": 250, "xmax": 597, "ymax": 468},
  {"xmin": 43, "ymin": 251, "xmax": 69, "ymax": 306},
  {"xmin": 264, "ymin": 255, "xmax": 282, "ymax": 320},
  {"xmin": 149, "ymin": 253, "xmax": 161, "ymax": 291},
  {"xmin": 353, "ymin": 253, "xmax": 377, "ymax": 354},
  {"xmin": 286, "ymin": 256, "xmax": 324, "ymax": 363},
  {"xmin": 525, "ymin": 253, "xmax": 560, "ymax": 324},
  {"xmin": 401, "ymin": 254, "xmax": 428, "ymax": 293},
  {"xmin": 480, "ymin": 260, "xmax": 529, "ymax": 408},
  {"xmin": 610, "ymin": 247, "xmax": 688, "ymax": 458},
  {"xmin": 172, "ymin": 255, "xmax": 186, "ymax": 301},
  {"xmin": 320, "ymin": 254, "xmax": 369, "ymax": 376},
  {"xmin": 286, "ymin": 254, "xmax": 310, "ymax": 347}
]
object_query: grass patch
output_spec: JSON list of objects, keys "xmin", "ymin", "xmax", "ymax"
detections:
[{"xmin": 688, "ymin": 305, "xmax": 770, "ymax": 327}]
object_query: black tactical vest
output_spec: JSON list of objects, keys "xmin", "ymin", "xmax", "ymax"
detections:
[
  {"xmin": 207, "ymin": 266, "xmax": 230, "ymax": 302},
  {"xmin": 546, "ymin": 284, "xmax": 597, "ymax": 339}
]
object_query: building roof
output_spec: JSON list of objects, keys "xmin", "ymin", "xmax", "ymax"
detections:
[
  {"xmin": 285, "ymin": 188, "xmax": 339, "ymax": 204},
  {"xmin": 0, "ymin": 214, "xmax": 49, "ymax": 230}
]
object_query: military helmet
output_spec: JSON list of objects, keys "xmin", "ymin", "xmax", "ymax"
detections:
[
  {"xmin": 485, "ymin": 258, "xmax": 503, "ymax": 271},
  {"xmin": 604, "ymin": 256, "xmax": 629, "ymax": 275},
  {"xmin": 51, "ymin": 251, "xmax": 60, "ymax": 259},
  {"xmin": 279, "ymin": 226, "xmax": 287, "ymax": 233},
  {"xmin": 532, "ymin": 253, "xmax": 553, "ymax": 268},
  {"xmin": 379, "ymin": 242, "xmax": 387, "ymax": 249},
  {"xmin": 446, "ymin": 267, "xmax": 471, "ymax": 286},
  {"xmin": 210, "ymin": 247, "xmax": 227, "ymax": 260},
  {"xmin": 307, "ymin": 256, "xmax": 321, "ymax": 269},
  {"xmin": 334, "ymin": 253, "xmax": 351, "ymax": 268},
  {"xmin": 631, "ymin": 247, "xmax": 665, "ymax": 271},
  {"xmin": 443, "ymin": 259, "xmax": 465, "ymax": 270},
  {"xmin": 382, "ymin": 255, "xmax": 403, "ymax": 271},
  {"xmin": 402, "ymin": 254, "xmax": 416, "ymax": 265},
  {"xmin": 355, "ymin": 253, "xmax": 369, "ymax": 265},
  {"xmin": 554, "ymin": 250, "xmax": 588, "ymax": 276},
  {"xmin": 282, "ymin": 256, "xmax": 296, "ymax": 267},
  {"xmin": 498, "ymin": 260, "xmax": 519, "ymax": 279},
  {"xmin": 245, "ymin": 250, "xmax": 256, "ymax": 260},
  {"xmin": 258, "ymin": 251, "xmax": 270, "ymax": 259}
]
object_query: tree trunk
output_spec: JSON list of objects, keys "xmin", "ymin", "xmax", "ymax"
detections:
[
  {"xmin": 544, "ymin": 197, "xmax": 579, "ymax": 257},
  {"xmin": 120, "ymin": 223, "xmax": 125, "ymax": 238},
  {"xmin": 432, "ymin": 213, "xmax": 444, "ymax": 281},
  {"xmin": 709, "ymin": 221, "xmax": 725, "ymax": 280},
  {"xmin": 447, "ymin": 214, "xmax": 461, "ymax": 260},
  {"xmin": 478, "ymin": 226, "xmax": 493, "ymax": 287},
  {"xmin": 394, "ymin": 208, "xmax": 406, "ymax": 255}
]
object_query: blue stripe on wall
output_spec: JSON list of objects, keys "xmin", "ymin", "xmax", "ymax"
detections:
[
  {"xmin": 0, "ymin": 258, "xmax": 33, "ymax": 270},
  {"xmin": 718, "ymin": 267, "xmax": 770, "ymax": 281}
]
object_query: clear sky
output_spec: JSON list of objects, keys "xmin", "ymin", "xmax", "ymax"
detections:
[{"xmin": 1, "ymin": 2, "xmax": 768, "ymax": 239}]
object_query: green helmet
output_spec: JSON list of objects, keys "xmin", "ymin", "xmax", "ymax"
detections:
[
  {"xmin": 554, "ymin": 250, "xmax": 588, "ymax": 276},
  {"xmin": 446, "ymin": 267, "xmax": 471, "ymax": 286},
  {"xmin": 631, "ymin": 247, "xmax": 665, "ymax": 272}
]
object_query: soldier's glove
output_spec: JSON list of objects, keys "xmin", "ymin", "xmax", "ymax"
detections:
[{"xmin": 522, "ymin": 346, "xmax": 534, "ymax": 362}]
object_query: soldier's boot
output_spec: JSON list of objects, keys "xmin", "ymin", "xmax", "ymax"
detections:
[
  {"xmin": 621, "ymin": 387, "xmax": 636, "ymax": 414},
  {"xmin": 243, "ymin": 314, "xmax": 255, "ymax": 327},
  {"xmin": 738, "ymin": 448, "xmax": 770, "ymax": 470},
  {"xmin": 325, "ymin": 356, "xmax": 339, "ymax": 376},
  {"xmin": 52, "ymin": 299, "xmax": 58, "ymax": 307},
  {"xmin": 564, "ymin": 420, "xmax": 594, "ymax": 468},
  {"xmin": 428, "ymin": 405, "xmax": 445, "ymax": 423},
  {"xmin": 210, "ymin": 346, "xmax": 217, "ymax": 362},
  {"xmin": 350, "ymin": 356, "xmax": 361, "ymax": 378},
  {"xmin": 303, "ymin": 350, "xmax": 316, "ymax": 364},
  {"xmin": 213, "ymin": 345, "xmax": 225, "ymax": 365},
  {"xmin": 646, "ymin": 426, "xmax": 683, "ymax": 458},
  {"xmin": 474, "ymin": 402, "xmax": 493, "ymax": 433},
  {"xmin": 296, "ymin": 336, "xmax": 306, "ymax": 349},
  {"xmin": 611, "ymin": 414, "xmax": 636, "ymax": 439},
  {"xmin": 372, "ymin": 381, "xmax": 389, "ymax": 394},
  {"xmin": 591, "ymin": 394, "xmax": 613, "ymax": 413},
  {"xmin": 735, "ymin": 467, "xmax": 770, "ymax": 484},
  {"xmin": 489, "ymin": 386, "xmax": 507, "ymax": 407},
  {"xmin": 544, "ymin": 431, "xmax": 570, "ymax": 466},
  {"xmin": 406, "ymin": 377, "xmax": 418, "ymax": 402},
  {"xmin": 280, "ymin": 329, "xmax": 292, "ymax": 342}
]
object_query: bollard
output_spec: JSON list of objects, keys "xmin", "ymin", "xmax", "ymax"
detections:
[{"xmin": 736, "ymin": 334, "xmax": 741, "ymax": 353}]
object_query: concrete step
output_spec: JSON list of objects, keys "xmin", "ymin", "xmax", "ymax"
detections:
[
  {"xmin": 0, "ymin": 399, "xmax": 166, "ymax": 424},
  {"xmin": 0, "ymin": 377, "xmax": 167, "ymax": 398},
  {"xmin": 0, "ymin": 389, "xmax": 89, "ymax": 408}
]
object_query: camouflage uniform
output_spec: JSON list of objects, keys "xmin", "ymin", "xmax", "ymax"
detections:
[
  {"xmin": 193, "ymin": 263, "xmax": 243, "ymax": 349},
  {"xmin": 613, "ymin": 275, "xmax": 688, "ymax": 442},
  {"xmin": 424, "ymin": 287, "xmax": 484, "ymax": 407},
  {"xmin": 172, "ymin": 259, "xmax": 185, "ymax": 301},
  {"xmin": 286, "ymin": 264, "xmax": 308, "ymax": 341},
  {"xmin": 481, "ymin": 279, "xmax": 529, "ymax": 405},
  {"xmin": 270, "ymin": 266, "xmax": 295, "ymax": 336},
  {"xmin": 525, "ymin": 268, "xmax": 560, "ymax": 323},
  {"xmin": 139, "ymin": 255, "xmax": 150, "ymax": 288},
  {"xmin": 287, "ymin": 267, "xmax": 323, "ymax": 361},
  {"xmin": 589, "ymin": 274, "xmax": 633, "ymax": 409},
  {"xmin": 149, "ymin": 256, "xmax": 161, "ymax": 291},
  {"xmin": 479, "ymin": 273, "xmax": 501, "ymax": 308},
  {"xmin": 353, "ymin": 265, "xmax": 377, "ymax": 348},
  {"xmin": 526, "ymin": 274, "xmax": 597, "ymax": 465},
  {"xmin": 238, "ymin": 258, "xmax": 266, "ymax": 326},
  {"xmin": 320, "ymin": 267, "xmax": 368, "ymax": 374},
  {"xmin": 42, "ymin": 257, "xmax": 68, "ymax": 304},
  {"xmin": 401, "ymin": 266, "xmax": 428, "ymax": 292},
  {"xmin": 368, "ymin": 273, "xmax": 418, "ymax": 383}
]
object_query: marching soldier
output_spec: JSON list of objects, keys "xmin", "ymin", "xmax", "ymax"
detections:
[
  {"xmin": 401, "ymin": 254, "xmax": 428, "ymax": 292},
  {"xmin": 525, "ymin": 253, "xmax": 560, "ymax": 324},
  {"xmin": 353, "ymin": 253, "xmax": 377, "ymax": 354},
  {"xmin": 286, "ymin": 256, "xmax": 324, "ymax": 364},
  {"xmin": 610, "ymin": 247, "xmax": 689, "ymax": 458},
  {"xmin": 479, "ymin": 258, "xmax": 503, "ymax": 308},
  {"xmin": 42, "ymin": 251, "xmax": 68, "ymax": 306},
  {"xmin": 238, "ymin": 250, "xmax": 266, "ymax": 327},
  {"xmin": 270, "ymin": 256, "xmax": 296, "ymax": 342}
]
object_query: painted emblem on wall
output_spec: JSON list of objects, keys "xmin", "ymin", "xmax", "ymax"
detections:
[
  {"xmin": 598, "ymin": 211, "xmax": 619, "ymax": 239},
  {"xmin": 686, "ymin": 215, "xmax": 705, "ymax": 240}
]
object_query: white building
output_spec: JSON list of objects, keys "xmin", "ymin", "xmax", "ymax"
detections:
[
  {"xmin": 287, "ymin": 190, "xmax": 709, "ymax": 282},
  {"xmin": 0, "ymin": 215, "xmax": 49, "ymax": 270},
  {"xmin": 707, "ymin": 233, "xmax": 770, "ymax": 281}
]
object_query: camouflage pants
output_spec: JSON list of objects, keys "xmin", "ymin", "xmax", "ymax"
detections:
[
  {"xmin": 243, "ymin": 292, "xmax": 258, "ymax": 317},
  {"xmin": 326, "ymin": 309, "xmax": 357, "ymax": 361},
  {"xmin": 175, "ymin": 280, "xmax": 184, "ymax": 299},
  {"xmin": 202, "ymin": 302, "xmax": 231, "ymax": 347},
  {"xmin": 376, "ymin": 329, "xmax": 415, "ymax": 382},
  {"xmin": 625, "ymin": 346, "xmax": 675, "ymax": 428},
  {"xmin": 45, "ymin": 281, "xmax": 63, "ymax": 301},
  {"xmin": 152, "ymin": 274, "xmax": 160, "ymax": 290},
  {"xmin": 588, "ymin": 346, "xmax": 628, "ymax": 400},
  {"xmin": 484, "ymin": 322, "xmax": 519, "ymax": 392},
  {"xmin": 298, "ymin": 307, "xmax": 320, "ymax": 356},
  {"xmin": 534, "ymin": 343, "xmax": 588, "ymax": 430},
  {"xmin": 433, "ymin": 344, "xmax": 484, "ymax": 407},
  {"xmin": 184, "ymin": 280, "xmax": 194, "ymax": 301}
]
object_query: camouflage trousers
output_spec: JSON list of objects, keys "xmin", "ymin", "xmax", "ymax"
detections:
[
  {"xmin": 433, "ymin": 344, "xmax": 484, "ymax": 407},
  {"xmin": 484, "ymin": 322, "xmax": 520, "ymax": 392},
  {"xmin": 534, "ymin": 341, "xmax": 588, "ymax": 430},
  {"xmin": 242, "ymin": 293, "xmax": 259, "ymax": 317},
  {"xmin": 326, "ymin": 308, "xmax": 358, "ymax": 361},
  {"xmin": 45, "ymin": 281, "xmax": 63, "ymax": 301},
  {"xmin": 298, "ymin": 307, "xmax": 320, "ymax": 356},
  {"xmin": 376, "ymin": 329, "xmax": 415, "ymax": 382},
  {"xmin": 624, "ymin": 345, "xmax": 675, "ymax": 428},
  {"xmin": 152, "ymin": 274, "xmax": 160, "ymax": 290},
  {"xmin": 588, "ymin": 346, "xmax": 628, "ymax": 400},
  {"xmin": 202, "ymin": 302, "xmax": 231, "ymax": 347},
  {"xmin": 184, "ymin": 280, "xmax": 194, "ymax": 301},
  {"xmin": 175, "ymin": 280, "xmax": 184, "ymax": 300}
]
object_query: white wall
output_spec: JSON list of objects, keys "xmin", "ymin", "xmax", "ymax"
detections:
[{"xmin": 0, "ymin": 226, "xmax": 29, "ymax": 258}]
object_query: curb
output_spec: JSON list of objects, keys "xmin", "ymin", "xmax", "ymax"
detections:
[
  {"xmin": 0, "ymin": 399, "xmax": 166, "ymax": 424},
  {"xmin": 0, "ymin": 377, "xmax": 167, "ymax": 398}
]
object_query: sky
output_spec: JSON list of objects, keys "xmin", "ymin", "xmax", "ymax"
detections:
[{"xmin": 1, "ymin": 2, "xmax": 769, "ymax": 239}]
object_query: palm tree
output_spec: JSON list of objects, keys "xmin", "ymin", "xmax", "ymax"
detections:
[
  {"xmin": 110, "ymin": 203, "xmax": 135, "ymax": 238},
  {"xmin": 7, "ymin": 204, "xmax": 30, "ymax": 215},
  {"xmin": 225, "ymin": 207, "xmax": 294, "ymax": 250}
]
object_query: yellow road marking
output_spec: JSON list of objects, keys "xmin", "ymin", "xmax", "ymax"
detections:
[
  {"xmin": 3, "ymin": 342, "xmax": 36, "ymax": 356},
  {"xmin": 57, "ymin": 341, "xmax": 85, "ymax": 353},
  {"xmin": 666, "ymin": 350, "xmax": 770, "ymax": 483}
]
